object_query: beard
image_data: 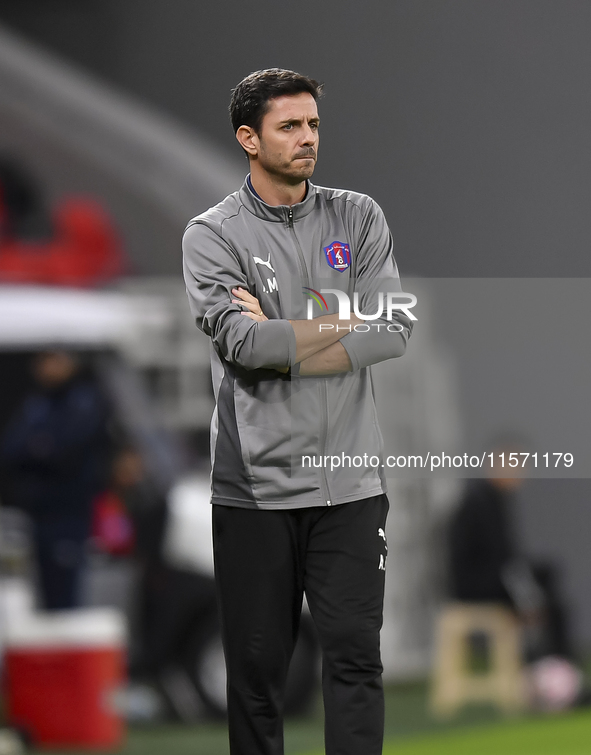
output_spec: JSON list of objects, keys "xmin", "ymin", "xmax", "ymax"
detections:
[{"xmin": 258, "ymin": 144, "xmax": 317, "ymax": 184}]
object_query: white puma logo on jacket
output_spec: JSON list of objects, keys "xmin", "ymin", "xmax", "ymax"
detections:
[{"xmin": 253, "ymin": 254, "xmax": 275, "ymax": 273}]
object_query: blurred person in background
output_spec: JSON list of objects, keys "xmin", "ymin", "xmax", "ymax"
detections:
[
  {"xmin": 447, "ymin": 438, "xmax": 572, "ymax": 664},
  {"xmin": 104, "ymin": 446, "xmax": 170, "ymax": 676},
  {"xmin": 0, "ymin": 350, "xmax": 109, "ymax": 609},
  {"xmin": 104, "ymin": 447, "xmax": 217, "ymax": 693}
]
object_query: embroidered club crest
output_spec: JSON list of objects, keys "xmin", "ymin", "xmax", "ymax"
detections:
[{"xmin": 323, "ymin": 241, "xmax": 351, "ymax": 272}]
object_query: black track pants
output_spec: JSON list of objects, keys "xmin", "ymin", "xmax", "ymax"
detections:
[{"xmin": 212, "ymin": 494, "xmax": 389, "ymax": 755}]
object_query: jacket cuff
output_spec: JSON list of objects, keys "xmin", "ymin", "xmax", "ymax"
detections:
[
  {"xmin": 340, "ymin": 328, "xmax": 406, "ymax": 371},
  {"xmin": 258, "ymin": 318, "xmax": 297, "ymax": 368},
  {"xmin": 340, "ymin": 336, "xmax": 361, "ymax": 372}
]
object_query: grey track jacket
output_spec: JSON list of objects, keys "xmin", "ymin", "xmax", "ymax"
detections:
[{"xmin": 182, "ymin": 177, "xmax": 413, "ymax": 509}]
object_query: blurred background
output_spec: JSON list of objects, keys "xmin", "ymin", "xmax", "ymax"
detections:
[{"xmin": 0, "ymin": 2, "xmax": 590, "ymax": 754}]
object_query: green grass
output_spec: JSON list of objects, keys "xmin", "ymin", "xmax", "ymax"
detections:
[
  {"xmin": 30, "ymin": 710, "xmax": 591, "ymax": 755},
  {"xmin": 379, "ymin": 713, "xmax": 591, "ymax": 755},
  {"xmin": 29, "ymin": 681, "xmax": 506, "ymax": 755},
  {"xmin": 124, "ymin": 702, "xmax": 591, "ymax": 755},
  {"xmin": 24, "ymin": 651, "xmax": 591, "ymax": 753},
  {"xmin": 26, "ymin": 649, "xmax": 591, "ymax": 754}
]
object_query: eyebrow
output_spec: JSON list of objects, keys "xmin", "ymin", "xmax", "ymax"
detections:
[{"xmin": 278, "ymin": 117, "xmax": 320, "ymax": 126}]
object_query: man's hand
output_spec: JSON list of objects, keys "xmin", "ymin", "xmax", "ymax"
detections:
[{"xmin": 232, "ymin": 288, "xmax": 268, "ymax": 322}]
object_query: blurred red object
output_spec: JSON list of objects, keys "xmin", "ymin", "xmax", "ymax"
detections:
[
  {"xmin": 4, "ymin": 610, "xmax": 127, "ymax": 748},
  {"xmin": 0, "ymin": 198, "xmax": 126, "ymax": 287},
  {"xmin": 91, "ymin": 491, "xmax": 135, "ymax": 556}
]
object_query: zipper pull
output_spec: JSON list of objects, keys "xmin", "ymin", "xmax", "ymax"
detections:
[{"xmin": 288, "ymin": 208, "xmax": 293, "ymax": 227}]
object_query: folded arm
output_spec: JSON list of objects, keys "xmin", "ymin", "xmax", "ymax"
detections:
[
  {"xmin": 183, "ymin": 223, "xmax": 297, "ymax": 371},
  {"xmin": 338, "ymin": 199, "xmax": 414, "ymax": 371},
  {"xmin": 182, "ymin": 203, "xmax": 413, "ymax": 376},
  {"xmin": 232, "ymin": 288, "xmax": 362, "ymax": 375}
]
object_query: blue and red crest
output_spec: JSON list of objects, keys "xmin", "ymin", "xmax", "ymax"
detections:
[{"xmin": 323, "ymin": 241, "xmax": 351, "ymax": 272}]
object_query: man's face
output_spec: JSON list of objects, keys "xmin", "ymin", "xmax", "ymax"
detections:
[{"xmin": 253, "ymin": 92, "xmax": 319, "ymax": 184}]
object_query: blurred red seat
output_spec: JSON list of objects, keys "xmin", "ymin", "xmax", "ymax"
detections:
[{"xmin": 0, "ymin": 197, "xmax": 126, "ymax": 287}]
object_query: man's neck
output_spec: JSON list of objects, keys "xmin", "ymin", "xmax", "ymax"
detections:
[{"xmin": 248, "ymin": 166, "xmax": 307, "ymax": 207}]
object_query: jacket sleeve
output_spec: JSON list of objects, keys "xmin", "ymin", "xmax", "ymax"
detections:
[
  {"xmin": 339, "ymin": 199, "xmax": 414, "ymax": 371},
  {"xmin": 183, "ymin": 221, "xmax": 296, "ymax": 371}
]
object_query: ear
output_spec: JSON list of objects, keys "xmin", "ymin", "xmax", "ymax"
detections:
[{"xmin": 236, "ymin": 125, "xmax": 259, "ymax": 158}]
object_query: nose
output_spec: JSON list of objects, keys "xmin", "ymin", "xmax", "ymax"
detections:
[{"xmin": 301, "ymin": 123, "xmax": 317, "ymax": 145}]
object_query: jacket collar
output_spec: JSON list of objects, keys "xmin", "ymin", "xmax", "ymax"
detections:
[{"xmin": 239, "ymin": 174, "xmax": 318, "ymax": 223}]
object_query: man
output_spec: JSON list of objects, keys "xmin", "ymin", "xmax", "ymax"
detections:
[
  {"xmin": 448, "ymin": 442, "xmax": 571, "ymax": 661},
  {"xmin": 1, "ymin": 351, "xmax": 108, "ymax": 609},
  {"xmin": 182, "ymin": 69, "xmax": 413, "ymax": 755}
]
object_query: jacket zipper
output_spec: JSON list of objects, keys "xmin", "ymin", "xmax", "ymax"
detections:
[
  {"xmin": 318, "ymin": 381, "xmax": 331, "ymax": 505},
  {"xmin": 286, "ymin": 207, "xmax": 332, "ymax": 506},
  {"xmin": 287, "ymin": 208, "xmax": 308, "ymax": 281}
]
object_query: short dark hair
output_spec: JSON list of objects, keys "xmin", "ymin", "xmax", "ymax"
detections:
[{"xmin": 229, "ymin": 68, "xmax": 323, "ymax": 135}]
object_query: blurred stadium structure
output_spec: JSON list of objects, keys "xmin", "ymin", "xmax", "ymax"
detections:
[
  {"xmin": 0, "ymin": 21, "xmax": 463, "ymax": 697},
  {"xmin": 0, "ymin": 23, "xmax": 244, "ymax": 274}
]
